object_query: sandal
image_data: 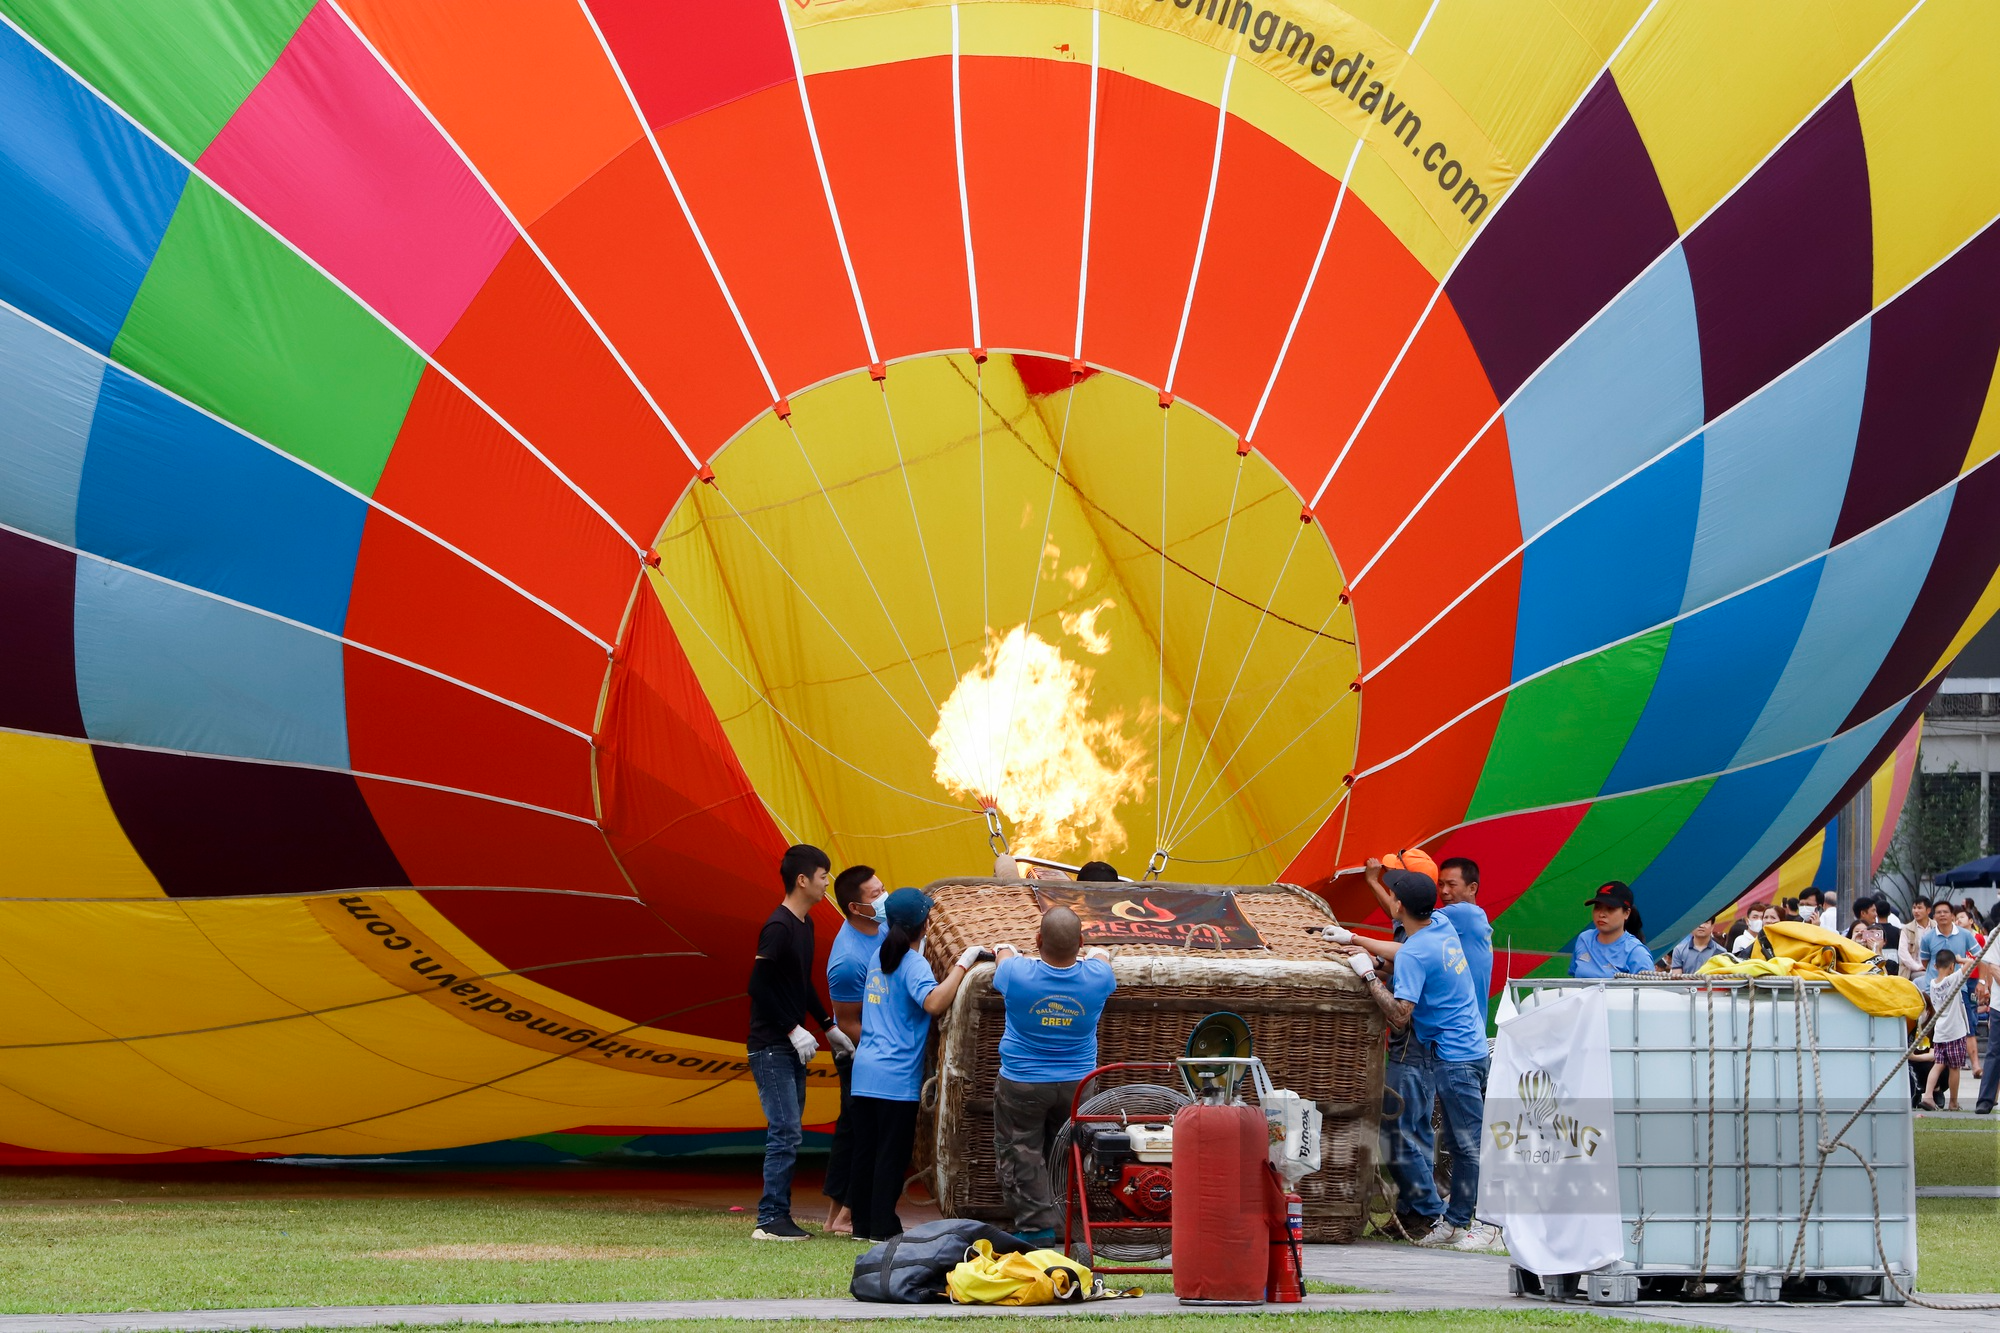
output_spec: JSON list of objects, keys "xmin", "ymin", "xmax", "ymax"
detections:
[{"xmin": 1920, "ymin": 1098, "xmax": 1940, "ymax": 1111}]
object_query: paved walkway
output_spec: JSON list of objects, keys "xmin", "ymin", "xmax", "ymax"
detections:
[{"xmin": 4, "ymin": 1243, "xmax": 1997, "ymax": 1333}]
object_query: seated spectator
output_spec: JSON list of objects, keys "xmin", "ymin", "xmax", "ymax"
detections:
[
  {"xmin": 1733, "ymin": 903, "xmax": 1777, "ymax": 956},
  {"xmin": 1846, "ymin": 896, "xmax": 1886, "ymax": 959},
  {"xmin": 1567, "ymin": 882, "xmax": 1654, "ymax": 978},
  {"xmin": 1664, "ymin": 918, "xmax": 1728, "ymax": 976}
]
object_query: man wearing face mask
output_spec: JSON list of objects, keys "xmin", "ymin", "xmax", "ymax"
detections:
[{"xmin": 822, "ymin": 865, "xmax": 886, "ymax": 1236}]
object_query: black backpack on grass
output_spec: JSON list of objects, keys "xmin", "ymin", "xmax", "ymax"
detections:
[{"xmin": 850, "ymin": 1218, "xmax": 1031, "ymax": 1303}]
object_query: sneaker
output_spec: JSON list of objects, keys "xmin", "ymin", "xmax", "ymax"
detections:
[
  {"xmin": 1451, "ymin": 1222, "xmax": 1505, "ymax": 1253},
  {"xmin": 1017, "ymin": 1228, "xmax": 1060, "ymax": 1247},
  {"xmin": 1374, "ymin": 1211, "xmax": 1432, "ymax": 1241},
  {"xmin": 751, "ymin": 1218, "xmax": 812, "ymax": 1241},
  {"xmin": 1413, "ymin": 1218, "xmax": 1464, "ymax": 1247}
]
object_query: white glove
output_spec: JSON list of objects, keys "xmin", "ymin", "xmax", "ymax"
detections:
[
  {"xmin": 1082, "ymin": 946, "xmax": 1111, "ymax": 962},
  {"xmin": 788, "ymin": 1024, "xmax": 818, "ymax": 1065},
  {"xmin": 1347, "ymin": 951, "xmax": 1376, "ymax": 980},
  {"xmin": 1321, "ymin": 924, "xmax": 1354, "ymax": 945},
  {"xmin": 993, "ymin": 942, "xmax": 1019, "ymax": 960},
  {"xmin": 956, "ymin": 945, "xmax": 987, "ymax": 971},
  {"xmin": 826, "ymin": 1026, "xmax": 855, "ymax": 1057}
]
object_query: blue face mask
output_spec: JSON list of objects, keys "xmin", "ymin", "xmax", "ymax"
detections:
[{"xmin": 869, "ymin": 895, "xmax": 888, "ymax": 926}]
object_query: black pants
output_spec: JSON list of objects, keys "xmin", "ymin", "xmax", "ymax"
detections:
[
  {"xmin": 823, "ymin": 1054, "xmax": 855, "ymax": 1207},
  {"xmin": 847, "ymin": 1094, "xmax": 921, "ymax": 1241}
]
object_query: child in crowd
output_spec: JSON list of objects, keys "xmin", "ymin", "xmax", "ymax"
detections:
[{"xmin": 1924, "ymin": 947, "xmax": 1973, "ymax": 1112}]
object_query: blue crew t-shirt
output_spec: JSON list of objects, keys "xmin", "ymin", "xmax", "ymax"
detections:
[
  {"xmin": 993, "ymin": 955, "xmax": 1117, "ymax": 1083},
  {"xmin": 852, "ymin": 947, "xmax": 938, "ymax": 1101},
  {"xmin": 1390, "ymin": 917, "xmax": 1487, "ymax": 1063},
  {"xmin": 1435, "ymin": 901, "xmax": 1493, "ymax": 1006},
  {"xmin": 1567, "ymin": 928, "xmax": 1655, "ymax": 978},
  {"xmin": 826, "ymin": 921, "xmax": 878, "ymax": 1005}
]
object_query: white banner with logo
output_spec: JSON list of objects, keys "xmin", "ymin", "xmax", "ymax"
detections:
[{"xmin": 1476, "ymin": 985, "xmax": 1623, "ymax": 1276}]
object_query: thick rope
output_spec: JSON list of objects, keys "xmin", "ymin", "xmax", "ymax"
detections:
[
  {"xmin": 1791, "ymin": 978, "xmax": 1811, "ymax": 1271},
  {"xmin": 1696, "ymin": 982, "xmax": 1716, "ymax": 1284},
  {"xmin": 1736, "ymin": 986, "xmax": 1754, "ymax": 1279}
]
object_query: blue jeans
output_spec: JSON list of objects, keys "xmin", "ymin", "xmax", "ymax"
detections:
[
  {"xmin": 1978, "ymin": 1009, "xmax": 2000, "ymax": 1112},
  {"xmin": 1383, "ymin": 1040, "xmax": 1490, "ymax": 1229},
  {"xmin": 750, "ymin": 1045, "xmax": 808, "ymax": 1227}
]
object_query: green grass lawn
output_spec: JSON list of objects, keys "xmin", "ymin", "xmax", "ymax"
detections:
[
  {"xmin": 266, "ymin": 1318, "xmax": 1657, "ymax": 1333},
  {"xmin": 1914, "ymin": 1118, "xmax": 2000, "ymax": 1187},
  {"xmin": 0, "ymin": 1185, "xmax": 864, "ymax": 1312},
  {"xmin": 0, "ymin": 1118, "xmax": 1991, "ymax": 1314}
]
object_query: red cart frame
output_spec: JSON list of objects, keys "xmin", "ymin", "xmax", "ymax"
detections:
[{"xmin": 1060, "ymin": 1061, "xmax": 1177, "ymax": 1275}]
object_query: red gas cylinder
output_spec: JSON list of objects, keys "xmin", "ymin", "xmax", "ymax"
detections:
[{"xmin": 1171, "ymin": 1102, "xmax": 1269, "ymax": 1304}]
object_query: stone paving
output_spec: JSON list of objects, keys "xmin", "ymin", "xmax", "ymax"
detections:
[{"xmin": 2, "ymin": 1242, "xmax": 1996, "ymax": 1333}]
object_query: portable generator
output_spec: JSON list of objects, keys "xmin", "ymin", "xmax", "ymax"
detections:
[
  {"xmin": 1073, "ymin": 1120, "xmax": 1176, "ymax": 1223},
  {"xmin": 1054, "ymin": 1012, "xmax": 1325, "ymax": 1277}
]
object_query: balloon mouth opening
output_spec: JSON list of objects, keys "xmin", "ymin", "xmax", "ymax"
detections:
[{"xmin": 649, "ymin": 352, "xmax": 1358, "ymax": 882}]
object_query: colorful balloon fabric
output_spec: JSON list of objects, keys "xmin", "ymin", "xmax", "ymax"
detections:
[
  {"xmin": 1728, "ymin": 719, "xmax": 1920, "ymax": 918},
  {"xmin": 0, "ymin": 0, "xmax": 1996, "ymax": 1159}
]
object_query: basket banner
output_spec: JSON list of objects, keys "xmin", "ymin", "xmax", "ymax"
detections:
[
  {"xmin": 1031, "ymin": 888, "xmax": 1264, "ymax": 949},
  {"xmin": 1476, "ymin": 984, "xmax": 1623, "ymax": 1277}
]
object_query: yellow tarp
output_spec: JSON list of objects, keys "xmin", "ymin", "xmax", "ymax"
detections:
[{"xmin": 1697, "ymin": 920, "xmax": 1922, "ymax": 1019}]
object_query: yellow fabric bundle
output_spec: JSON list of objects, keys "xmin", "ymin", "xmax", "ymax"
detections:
[
  {"xmin": 946, "ymin": 1239, "xmax": 1105, "ymax": 1305},
  {"xmin": 1697, "ymin": 921, "xmax": 1922, "ymax": 1018}
]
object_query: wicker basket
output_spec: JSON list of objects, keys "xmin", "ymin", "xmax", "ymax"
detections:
[{"xmin": 916, "ymin": 878, "xmax": 1384, "ymax": 1243}]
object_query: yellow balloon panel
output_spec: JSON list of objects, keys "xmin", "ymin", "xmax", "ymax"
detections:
[
  {"xmin": 1852, "ymin": 0, "xmax": 2000, "ymax": 301},
  {"xmin": 0, "ymin": 733, "xmax": 162, "ymax": 899},
  {"xmin": 0, "ymin": 891, "xmax": 828, "ymax": 1154},
  {"xmin": 657, "ymin": 355, "xmax": 1356, "ymax": 885},
  {"xmin": 1613, "ymin": 0, "xmax": 1911, "ymax": 231}
]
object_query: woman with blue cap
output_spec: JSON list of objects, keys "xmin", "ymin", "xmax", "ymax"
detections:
[{"xmin": 847, "ymin": 887, "xmax": 986, "ymax": 1242}]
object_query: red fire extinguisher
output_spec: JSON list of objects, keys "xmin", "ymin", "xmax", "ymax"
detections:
[{"xmin": 1264, "ymin": 1166, "xmax": 1303, "ymax": 1302}]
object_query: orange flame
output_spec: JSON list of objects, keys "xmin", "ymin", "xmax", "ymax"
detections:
[{"xmin": 928, "ymin": 625, "xmax": 1149, "ymax": 856}]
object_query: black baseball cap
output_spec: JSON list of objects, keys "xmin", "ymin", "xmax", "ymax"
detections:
[
  {"xmin": 1385, "ymin": 868, "xmax": 1436, "ymax": 918},
  {"xmin": 1584, "ymin": 881, "xmax": 1634, "ymax": 911}
]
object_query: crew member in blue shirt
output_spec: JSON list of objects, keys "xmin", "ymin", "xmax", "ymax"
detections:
[
  {"xmin": 821, "ymin": 864, "xmax": 885, "ymax": 1236},
  {"xmin": 1338, "ymin": 863, "xmax": 1493, "ymax": 1250},
  {"xmin": 848, "ymin": 888, "xmax": 983, "ymax": 1242},
  {"xmin": 990, "ymin": 906, "xmax": 1117, "ymax": 1244},
  {"xmin": 1567, "ymin": 882, "xmax": 1655, "ymax": 977},
  {"xmin": 1359, "ymin": 854, "xmax": 1494, "ymax": 1010}
]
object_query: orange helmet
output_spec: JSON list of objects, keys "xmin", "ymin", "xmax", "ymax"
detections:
[{"xmin": 1382, "ymin": 848, "xmax": 1439, "ymax": 885}]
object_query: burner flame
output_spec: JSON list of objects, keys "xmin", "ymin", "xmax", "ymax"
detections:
[{"xmin": 928, "ymin": 625, "xmax": 1149, "ymax": 856}]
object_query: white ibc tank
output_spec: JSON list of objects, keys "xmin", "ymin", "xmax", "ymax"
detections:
[{"xmin": 1513, "ymin": 978, "xmax": 1916, "ymax": 1294}]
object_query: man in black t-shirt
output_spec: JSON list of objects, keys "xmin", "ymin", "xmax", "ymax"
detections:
[{"xmin": 747, "ymin": 844, "xmax": 850, "ymax": 1240}]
